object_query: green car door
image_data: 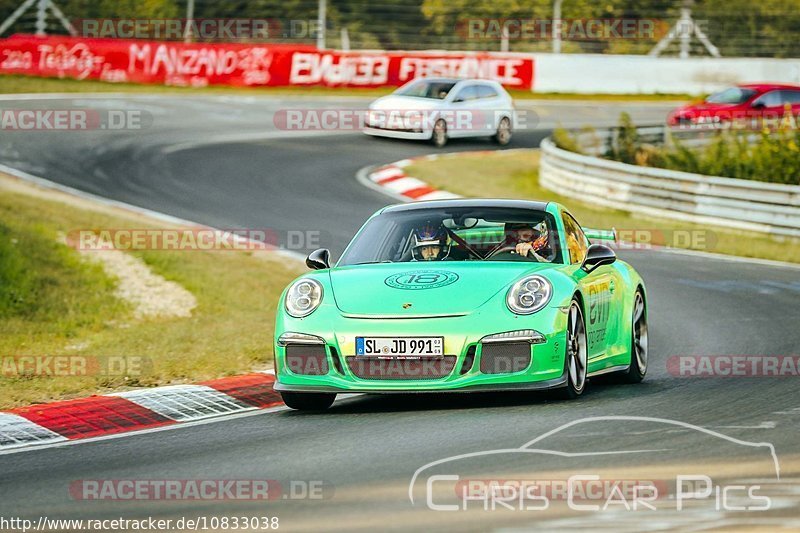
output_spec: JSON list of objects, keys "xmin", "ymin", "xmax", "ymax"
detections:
[{"xmin": 560, "ymin": 209, "xmax": 626, "ymax": 366}]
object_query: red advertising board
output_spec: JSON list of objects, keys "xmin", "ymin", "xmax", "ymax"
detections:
[{"xmin": 0, "ymin": 34, "xmax": 534, "ymax": 89}]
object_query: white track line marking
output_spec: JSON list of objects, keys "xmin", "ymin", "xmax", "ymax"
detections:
[
  {"xmin": 0, "ymin": 393, "xmax": 366, "ymax": 457},
  {"xmin": 0, "ymin": 413, "xmax": 67, "ymax": 450},
  {"xmin": 355, "ymin": 165, "xmax": 415, "ymax": 203},
  {"xmin": 0, "ymin": 404, "xmax": 289, "ymax": 457},
  {"xmin": 112, "ymin": 385, "xmax": 255, "ymax": 421},
  {"xmin": 380, "ymin": 176, "xmax": 429, "ymax": 194},
  {"xmin": 370, "ymin": 167, "xmax": 404, "ymax": 182}
]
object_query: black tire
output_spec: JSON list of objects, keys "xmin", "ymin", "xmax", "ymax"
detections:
[
  {"xmin": 431, "ymin": 119, "xmax": 448, "ymax": 147},
  {"xmin": 621, "ymin": 289, "xmax": 648, "ymax": 383},
  {"xmin": 492, "ymin": 117, "xmax": 512, "ymax": 145},
  {"xmin": 557, "ymin": 298, "xmax": 588, "ymax": 400},
  {"xmin": 280, "ymin": 392, "xmax": 336, "ymax": 411}
]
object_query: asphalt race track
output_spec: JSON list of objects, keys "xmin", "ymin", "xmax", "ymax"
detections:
[{"xmin": 1, "ymin": 94, "xmax": 799, "ymax": 531}]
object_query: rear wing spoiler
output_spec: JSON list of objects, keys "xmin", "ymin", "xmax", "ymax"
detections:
[{"xmin": 583, "ymin": 227, "xmax": 617, "ymax": 243}]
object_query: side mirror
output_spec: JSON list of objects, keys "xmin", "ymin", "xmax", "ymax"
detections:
[
  {"xmin": 751, "ymin": 101, "xmax": 766, "ymax": 109},
  {"xmin": 581, "ymin": 244, "xmax": 616, "ymax": 273},
  {"xmin": 453, "ymin": 97, "xmax": 465, "ymax": 103},
  {"xmin": 306, "ymin": 248, "xmax": 331, "ymax": 270}
]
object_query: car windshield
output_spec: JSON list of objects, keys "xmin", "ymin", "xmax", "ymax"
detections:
[
  {"xmin": 705, "ymin": 87, "xmax": 757, "ymax": 104},
  {"xmin": 395, "ymin": 80, "xmax": 457, "ymax": 99},
  {"xmin": 338, "ymin": 207, "xmax": 563, "ymax": 265}
]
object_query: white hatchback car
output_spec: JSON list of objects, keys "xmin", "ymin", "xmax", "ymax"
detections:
[{"xmin": 363, "ymin": 78, "xmax": 515, "ymax": 147}]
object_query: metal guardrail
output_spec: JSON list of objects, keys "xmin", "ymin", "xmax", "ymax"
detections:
[
  {"xmin": 570, "ymin": 125, "xmax": 719, "ymax": 156},
  {"xmin": 539, "ymin": 134, "xmax": 800, "ymax": 238}
]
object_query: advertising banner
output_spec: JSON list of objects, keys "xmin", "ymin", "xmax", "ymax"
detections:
[{"xmin": 0, "ymin": 34, "xmax": 534, "ymax": 89}]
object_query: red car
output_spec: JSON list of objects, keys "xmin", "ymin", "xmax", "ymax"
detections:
[{"xmin": 667, "ymin": 83, "xmax": 800, "ymax": 128}]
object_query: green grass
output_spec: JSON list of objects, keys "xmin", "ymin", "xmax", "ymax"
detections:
[
  {"xmin": 0, "ymin": 177, "xmax": 303, "ymax": 408},
  {"xmin": 0, "ymin": 213, "xmax": 124, "ymax": 337},
  {"xmin": 0, "ymin": 74, "xmax": 690, "ymax": 102},
  {"xmin": 514, "ymin": 91, "xmax": 690, "ymax": 102},
  {"xmin": 405, "ymin": 149, "xmax": 800, "ymax": 264}
]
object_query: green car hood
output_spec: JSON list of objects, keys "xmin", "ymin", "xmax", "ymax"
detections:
[{"xmin": 329, "ymin": 262, "xmax": 559, "ymax": 317}]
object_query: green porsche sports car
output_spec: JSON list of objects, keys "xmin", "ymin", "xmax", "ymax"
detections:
[{"xmin": 273, "ymin": 199, "xmax": 648, "ymax": 411}]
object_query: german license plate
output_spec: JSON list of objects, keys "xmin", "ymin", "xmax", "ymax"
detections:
[{"xmin": 356, "ymin": 336, "xmax": 443, "ymax": 358}]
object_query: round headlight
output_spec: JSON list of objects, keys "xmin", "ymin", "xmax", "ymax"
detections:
[
  {"xmin": 285, "ymin": 278, "xmax": 323, "ymax": 318},
  {"xmin": 507, "ymin": 275, "xmax": 552, "ymax": 315}
]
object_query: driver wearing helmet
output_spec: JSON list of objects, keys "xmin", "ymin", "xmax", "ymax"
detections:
[
  {"xmin": 411, "ymin": 224, "xmax": 450, "ymax": 261},
  {"xmin": 505, "ymin": 221, "xmax": 555, "ymax": 262}
]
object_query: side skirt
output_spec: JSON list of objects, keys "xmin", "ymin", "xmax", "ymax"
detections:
[{"xmin": 587, "ymin": 364, "xmax": 629, "ymax": 378}]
